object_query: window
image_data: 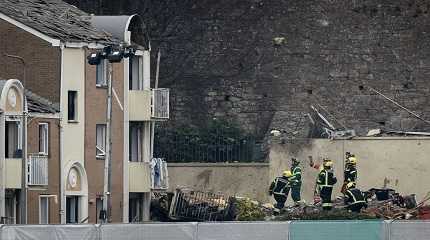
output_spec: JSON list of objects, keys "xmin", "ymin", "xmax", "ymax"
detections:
[
  {"xmin": 129, "ymin": 55, "xmax": 143, "ymax": 90},
  {"xmin": 5, "ymin": 120, "xmax": 22, "ymax": 158},
  {"xmin": 39, "ymin": 196, "xmax": 49, "ymax": 224},
  {"xmin": 96, "ymin": 60, "xmax": 107, "ymax": 86},
  {"xmin": 96, "ymin": 124, "xmax": 106, "ymax": 159},
  {"xmin": 129, "ymin": 123, "xmax": 142, "ymax": 162},
  {"xmin": 39, "ymin": 123, "xmax": 49, "ymax": 155},
  {"xmin": 67, "ymin": 91, "xmax": 78, "ymax": 121}
]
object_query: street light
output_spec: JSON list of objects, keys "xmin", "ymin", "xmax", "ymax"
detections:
[
  {"xmin": 4, "ymin": 54, "xmax": 27, "ymax": 224},
  {"xmin": 87, "ymin": 46, "xmax": 134, "ymax": 223}
]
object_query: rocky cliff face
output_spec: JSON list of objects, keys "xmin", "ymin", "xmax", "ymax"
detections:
[{"xmin": 68, "ymin": 0, "xmax": 430, "ymax": 139}]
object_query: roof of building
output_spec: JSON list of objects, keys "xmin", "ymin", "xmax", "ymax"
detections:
[
  {"xmin": 26, "ymin": 90, "xmax": 59, "ymax": 114},
  {"xmin": 0, "ymin": 0, "xmax": 121, "ymax": 45}
]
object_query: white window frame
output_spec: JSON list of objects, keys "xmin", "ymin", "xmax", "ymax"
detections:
[
  {"xmin": 96, "ymin": 124, "xmax": 106, "ymax": 159},
  {"xmin": 96, "ymin": 59, "xmax": 107, "ymax": 87},
  {"xmin": 39, "ymin": 196, "xmax": 49, "ymax": 224},
  {"xmin": 39, "ymin": 123, "xmax": 49, "ymax": 155}
]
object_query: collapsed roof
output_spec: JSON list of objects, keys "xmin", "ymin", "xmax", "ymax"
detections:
[
  {"xmin": 26, "ymin": 90, "xmax": 59, "ymax": 114},
  {"xmin": 0, "ymin": 0, "xmax": 121, "ymax": 45}
]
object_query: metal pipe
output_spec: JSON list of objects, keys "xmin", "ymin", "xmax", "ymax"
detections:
[
  {"xmin": 367, "ymin": 86, "xmax": 430, "ymax": 126},
  {"xmin": 103, "ymin": 61, "xmax": 113, "ymax": 223},
  {"xmin": 4, "ymin": 54, "xmax": 27, "ymax": 224}
]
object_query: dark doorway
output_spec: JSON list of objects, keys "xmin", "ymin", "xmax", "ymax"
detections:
[{"xmin": 66, "ymin": 196, "xmax": 79, "ymax": 223}]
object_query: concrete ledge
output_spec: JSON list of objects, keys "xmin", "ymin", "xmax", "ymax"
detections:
[{"xmin": 167, "ymin": 162, "xmax": 269, "ymax": 167}]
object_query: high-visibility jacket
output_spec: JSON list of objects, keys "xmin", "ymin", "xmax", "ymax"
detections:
[
  {"xmin": 290, "ymin": 165, "xmax": 302, "ymax": 186},
  {"xmin": 344, "ymin": 188, "xmax": 366, "ymax": 206},
  {"xmin": 344, "ymin": 165, "xmax": 357, "ymax": 183},
  {"xmin": 317, "ymin": 169, "xmax": 337, "ymax": 188},
  {"xmin": 269, "ymin": 176, "xmax": 290, "ymax": 195}
]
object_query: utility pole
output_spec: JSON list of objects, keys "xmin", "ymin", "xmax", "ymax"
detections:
[
  {"xmin": 88, "ymin": 46, "xmax": 134, "ymax": 223},
  {"xmin": 103, "ymin": 61, "xmax": 113, "ymax": 223},
  {"xmin": 4, "ymin": 54, "xmax": 27, "ymax": 224}
]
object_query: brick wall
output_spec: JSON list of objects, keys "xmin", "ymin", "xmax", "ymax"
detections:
[
  {"xmin": 26, "ymin": 117, "xmax": 61, "ymax": 224},
  {"xmin": 84, "ymin": 49, "xmax": 124, "ymax": 223},
  {"xmin": 67, "ymin": 0, "xmax": 430, "ymax": 139},
  {"xmin": 0, "ymin": 19, "xmax": 61, "ymax": 105}
]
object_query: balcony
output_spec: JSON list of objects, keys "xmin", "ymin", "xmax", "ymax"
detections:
[
  {"xmin": 5, "ymin": 158, "xmax": 22, "ymax": 189},
  {"xmin": 128, "ymin": 88, "xmax": 169, "ymax": 121},
  {"xmin": 27, "ymin": 154, "xmax": 48, "ymax": 186},
  {"xmin": 129, "ymin": 161, "xmax": 151, "ymax": 192},
  {"xmin": 151, "ymin": 88, "xmax": 169, "ymax": 119}
]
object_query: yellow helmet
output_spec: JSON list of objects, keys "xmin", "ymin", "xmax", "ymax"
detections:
[
  {"xmin": 346, "ymin": 182, "xmax": 356, "ymax": 189},
  {"xmin": 323, "ymin": 159, "xmax": 333, "ymax": 168},
  {"xmin": 283, "ymin": 170, "xmax": 292, "ymax": 177},
  {"xmin": 348, "ymin": 157, "xmax": 357, "ymax": 165}
]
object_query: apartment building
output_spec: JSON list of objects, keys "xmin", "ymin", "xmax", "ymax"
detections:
[{"xmin": 0, "ymin": 0, "xmax": 168, "ymax": 224}]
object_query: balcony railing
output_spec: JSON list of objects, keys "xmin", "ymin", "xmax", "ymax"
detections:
[
  {"xmin": 151, "ymin": 88, "xmax": 169, "ymax": 119},
  {"xmin": 27, "ymin": 154, "xmax": 48, "ymax": 186}
]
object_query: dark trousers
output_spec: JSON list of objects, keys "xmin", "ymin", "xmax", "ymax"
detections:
[
  {"xmin": 347, "ymin": 202, "xmax": 366, "ymax": 213},
  {"xmin": 274, "ymin": 193, "xmax": 287, "ymax": 211},
  {"xmin": 291, "ymin": 185, "xmax": 301, "ymax": 202},
  {"xmin": 320, "ymin": 186, "xmax": 333, "ymax": 210}
]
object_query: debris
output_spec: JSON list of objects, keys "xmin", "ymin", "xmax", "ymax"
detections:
[
  {"xmin": 367, "ymin": 129, "xmax": 382, "ymax": 136},
  {"xmin": 273, "ymin": 37, "xmax": 286, "ymax": 46}
]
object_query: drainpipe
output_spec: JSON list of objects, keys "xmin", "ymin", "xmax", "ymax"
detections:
[
  {"xmin": 103, "ymin": 61, "xmax": 113, "ymax": 223},
  {"xmin": 59, "ymin": 44, "xmax": 65, "ymax": 224}
]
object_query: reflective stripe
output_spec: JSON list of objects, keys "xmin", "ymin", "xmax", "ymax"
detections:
[
  {"xmin": 322, "ymin": 203, "xmax": 332, "ymax": 207},
  {"xmin": 319, "ymin": 185, "xmax": 333, "ymax": 188},
  {"xmin": 347, "ymin": 189, "xmax": 365, "ymax": 205}
]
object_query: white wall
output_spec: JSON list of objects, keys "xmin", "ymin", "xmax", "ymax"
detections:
[{"xmin": 61, "ymin": 48, "xmax": 88, "ymax": 222}]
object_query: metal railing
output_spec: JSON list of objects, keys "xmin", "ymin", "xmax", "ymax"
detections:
[
  {"xmin": 168, "ymin": 188, "xmax": 234, "ymax": 221},
  {"xmin": 154, "ymin": 134, "xmax": 262, "ymax": 163},
  {"xmin": 151, "ymin": 88, "xmax": 169, "ymax": 119},
  {"xmin": 27, "ymin": 154, "xmax": 48, "ymax": 186}
]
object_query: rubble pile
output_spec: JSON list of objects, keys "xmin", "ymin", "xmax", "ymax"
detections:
[{"xmin": 151, "ymin": 188, "xmax": 430, "ymax": 222}]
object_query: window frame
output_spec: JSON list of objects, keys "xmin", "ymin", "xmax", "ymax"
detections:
[
  {"xmin": 39, "ymin": 196, "xmax": 49, "ymax": 224},
  {"xmin": 96, "ymin": 124, "xmax": 107, "ymax": 159},
  {"xmin": 67, "ymin": 91, "xmax": 78, "ymax": 122},
  {"xmin": 96, "ymin": 59, "xmax": 107, "ymax": 87},
  {"xmin": 38, "ymin": 123, "xmax": 49, "ymax": 155}
]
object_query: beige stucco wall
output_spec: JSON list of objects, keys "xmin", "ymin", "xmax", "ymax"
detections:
[
  {"xmin": 62, "ymin": 48, "xmax": 86, "ymax": 169},
  {"xmin": 167, "ymin": 163, "xmax": 270, "ymax": 202},
  {"xmin": 270, "ymin": 137, "xmax": 430, "ymax": 204}
]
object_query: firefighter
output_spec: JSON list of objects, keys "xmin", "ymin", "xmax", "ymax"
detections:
[
  {"xmin": 316, "ymin": 159, "xmax": 337, "ymax": 210},
  {"xmin": 345, "ymin": 155, "xmax": 358, "ymax": 184},
  {"xmin": 290, "ymin": 158, "xmax": 302, "ymax": 204},
  {"xmin": 269, "ymin": 170, "xmax": 292, "ymax": 214},
  {"xmin": 344, "ymin": 182, "xmax": 367, "ymax": 213}
]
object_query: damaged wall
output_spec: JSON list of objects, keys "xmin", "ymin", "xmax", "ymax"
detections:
[
  {"xmin": 167, "ymin": 137, "xmax": 430, "ymax": 204},
  {"xmin": 167, "ymin": 163, "xmax": 270, "ymax": 202},
  {"xmin": 270, "ymin": 137, "xmax": 430, "ymax": 204},
  {"xmin": 66, "ymin": 0, "xmax": 430, "ymax": 139}
]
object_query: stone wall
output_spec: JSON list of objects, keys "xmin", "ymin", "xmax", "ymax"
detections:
[{"xmin": 67, "ymin": 0, "xmax": 430, "ymax": 139}]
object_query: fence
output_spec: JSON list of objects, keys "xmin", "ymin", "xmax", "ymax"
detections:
[
  {"xmin": 1, "ymin": 221, "xmax": 430, "ymax": 240},
  {"xmin": 154, "ymin": 134, "xmax": 263, "ymax": 163}
]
